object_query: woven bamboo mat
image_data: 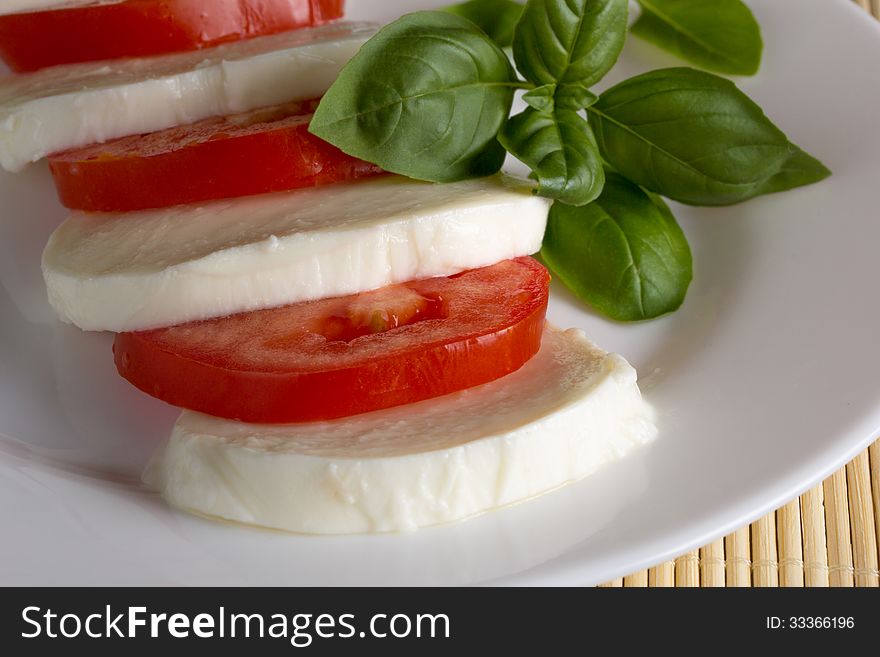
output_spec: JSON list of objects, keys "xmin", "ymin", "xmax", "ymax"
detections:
[{"xmin": 602, "ymin": 1, "xmax": 880, "ymax": 588}]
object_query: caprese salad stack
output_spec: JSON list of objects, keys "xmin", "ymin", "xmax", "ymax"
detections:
[{"xmin": 0, "ymin": 0, "xmax": 656, "ymax": 534}]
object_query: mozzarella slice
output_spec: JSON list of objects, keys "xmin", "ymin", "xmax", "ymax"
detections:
[
  {"xmin": 42, "ymin": 175, "xmax": 550, "ymax": 332},
  {"xmin": 145, "ymin": 325, "xmax": 658, "ymax": 534},
  {"xmin": 0, "ymin": 22, "xmax": 375, "ymax": 171}
]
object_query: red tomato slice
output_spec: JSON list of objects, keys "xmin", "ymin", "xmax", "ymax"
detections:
[
  {"xmin": 114, "ymin": 258, "xmax": 550, "ymax": 423},
  {"xmin": 0, "ymin": 0, "xmax": 344, "ymax": 73},
  {"xmin": 48, "ymin": 99, "xmax": 383, "ymax": 212}
]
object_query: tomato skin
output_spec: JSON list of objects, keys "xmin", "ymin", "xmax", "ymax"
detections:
[
  {"xmin": 48, "ymin": 100, "xmax": 382, "ymax": 212},
  {"xmin": 113, "ymin": 258, "xmax": 550, "ymax": 424},
  {"xmin": 0, "ymin": 0, "xmax": 344, "ymax": 73}
]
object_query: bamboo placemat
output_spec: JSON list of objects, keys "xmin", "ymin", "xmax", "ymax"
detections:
[{"xmin": 601, "ymin": 1, "xmax": 880, "ymax": 587}]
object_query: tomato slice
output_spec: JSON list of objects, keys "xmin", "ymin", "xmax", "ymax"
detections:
[
  {"xmin": 0, "ymin": 0, "xmax": 344, "ymax": 73},
  {"xmin": 114, "ymin": 258, "xmax": 550, "ymax": 423},
  {"xmin": 48, "ymin": 99, "xmax": 383, "ymax": 212}
]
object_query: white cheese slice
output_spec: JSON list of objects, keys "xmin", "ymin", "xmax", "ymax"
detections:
[
  {"xmin": 0, "ymin": 21, "xmax": 375, "ymax": 171},
  {"xmin": 145, "ymin": 325, "xmax": 658, "ymax": 534},
  {"xmin": 42, "ymin": 175, "xmax": 550, "ymax": 332}
]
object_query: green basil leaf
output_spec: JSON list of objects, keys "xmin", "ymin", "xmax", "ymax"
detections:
[
  {"xmin": 522, "ymin": 83, "xmax": 598, "ymax": 113},
  {"xmin": 542, "ymin": 173, "xmax": 693, "ymax": 321},
  {"xmin": 309, "ymin": 11, "xmax": 516, "ymax": 182},
  {"xmin": 522, "ymin": 84, "xmax": 556, "ymax": 112},
  {"xmin": 756, "ymin": 145, "xmax": 832, "ymax": 197},
  {"xmin": 588, "ymin": 67, "xmax": 830, "ymax": 206},
  {"xmin": 499, "ymin": 107, "xmax": 605, "ymax": 206},
  {"xmin": 444, "ymin": 0, "xmax": 524, "ymax": 48},
  {"xmin": 555, "ymin": 82, "xmax": 598, "ymax": 110},
  {"xmin": 632, "ymin": 0, "xmax": 762, "ymax": 76},
  {"xmin": 513, "ymin": 0, "xmax": 629, "ymax": 87}
]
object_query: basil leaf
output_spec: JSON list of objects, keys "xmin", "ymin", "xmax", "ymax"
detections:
[
  {"xmin": 555, "ymin": 83, "xmax": 598, "ymax": 110},
  {"xmin": 309, "ymin": 12, "xmax": 516, "ymax": 183},
  {"xmin": 542, "ymin": 173, "xmax": 693, "ymax": 321},
  {"xmin": 756, "ymin": 145, "xmax": 832, "ymax": 197},
  {"xmin": 513, "ymin": 0, "xmax": 629, "ymax": 87},
  {"xmin": 522, "ymin": 83, "xmax": 598, "ymax": 113},
  {"xmin": 522, "ymin": 84, "xmax": 556, "ymax": 112},
  {"xmin": 499, "ymin": 107, "xmax": 605, "ymax": 206},
  {"xmin": 588, "ymin": 67, "xmax": 830, "ymax": 206},
  {"xmin": 444, "ymin": 0, "xmax": 524, "ymax": 48},
  {"xmin": 632, "ymin": 0, "xmax": 762, "ymax": 76}
]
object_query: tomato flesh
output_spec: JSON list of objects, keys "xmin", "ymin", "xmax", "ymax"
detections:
[
  {"xmin": 316, "ymin": 285, "xmax": 448, "ymax": 343},
  {"xmin": 0, "ymin": 0, "xmax": 344, "ymax": 73},
  {"xmin": 48, "ymin": 99, "xmax": 383, "ymax": 212},
  {"xmin": 113, "ymin": 258, "xmax": 550, "ymax": 423}
]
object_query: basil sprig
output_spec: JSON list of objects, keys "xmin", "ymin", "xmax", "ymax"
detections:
[
  {"xmin": 311, "ymin": 1, "xmax": 626, "ymax": 206},
  {"xmin": 310, "ymin": 0, "xmax": 830, "ymax": 322}
]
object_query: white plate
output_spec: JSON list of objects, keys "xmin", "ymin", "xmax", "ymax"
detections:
[{"xmin": 1, "ymin": 0, "xmax": 879, "ymax": 586}]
